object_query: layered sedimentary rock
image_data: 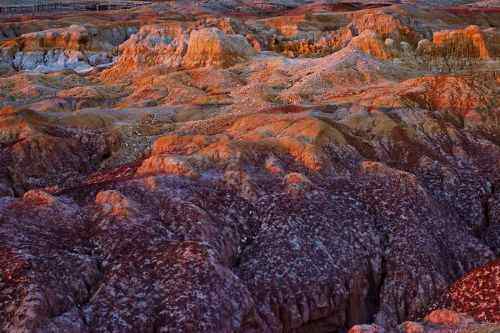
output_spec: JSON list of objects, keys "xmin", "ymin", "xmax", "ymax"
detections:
[
  {"xmin": 1, "ymin": 99, "xmax": 499, "ymax": 331},
  {"xmin": 0, "ymin": 0, "xmax": 499, "ymax": 332},
  {"xmin": 183, "ymin": 27, "xmax": 256, "ymax": 68},
  {"xmin": 0, "ymin": 24, "xmax": 137, "ymax": 73},
  {"xmin": 102, "ymin": 25, "xmax": 255, "ymax": 81},
  {"xmin": 431, "ymin": 25, "xmax": 497, "ymax": 60},
  {"xmin": 349, "ymin": 30, "xmax": 394, "ymax": 59},
  {"xmin": 100, "ymin": 23, "xmax": 189, "ymax": 81}
]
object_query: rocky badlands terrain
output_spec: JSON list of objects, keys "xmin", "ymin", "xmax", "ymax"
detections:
[{"xmin": 0, "ymin": 0, "xmax": 499, "ymax": 332}]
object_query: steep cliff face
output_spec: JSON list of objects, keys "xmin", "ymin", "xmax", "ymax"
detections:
[{"xmin": 419, "ymin": 25, "xmax": 500, "ymax": 60}]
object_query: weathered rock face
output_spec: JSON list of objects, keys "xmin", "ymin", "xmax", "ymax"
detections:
[
  {"xmin": 18, "ymin": 25, "xmax": 98, "ymax": 51},
  {"xmin": 103, "ymin": 26, "xmax": 255, "ymax": 81},
  {"xmin": 349, "ymin": 30, "xmax": 393, "ymax": 60},
  {"xmin": 0, "ymin": 1, "xmax": 499, "ymax": 332},
  {"xmin": 432, "ymin": 25, "xmax": 496, "ymax": 60},
  {"xmin": 413, "ymin": 25, "xmax": 500, "ymax": 72},
  {"xmin": 0, "ymin": 24, "xmax": 137, "ymax": 73},
  {"xmin": 183, "ymin": 27, "xmax": 256, "ymax": 68},
  {"xmin": 441, "ymin": 260, "xmax": 500, "ymax": 322},
  {"xmin": 394, "ymin": 75, "xmax": 496, "ymax": 112},
  {"xmin": 1, "ymin": 101, "xmax": 499, "ymax": 332},
  {"xmin": 101, "ymin": 23, "xmax": 189, "ymax": 81},
  {"xmin": 0, "ymin": 108, "xmax": 112, "ymax": 193},
  {"xmin": 138, "ymin": 111, "xmax": 352, "ymax": 175},
  {"xmin": 351, "ymin": 11, "xmax": 423, "ymax": 45}
]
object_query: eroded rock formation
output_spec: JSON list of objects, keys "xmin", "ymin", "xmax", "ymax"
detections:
[{"xmin": 0, "ymin": 0, "xmax": 499, "ymax": 332}]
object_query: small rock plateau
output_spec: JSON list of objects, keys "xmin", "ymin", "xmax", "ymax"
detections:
[{"xmin": 0, "ymin": 0, "xmax": 499, "ymax": 332}]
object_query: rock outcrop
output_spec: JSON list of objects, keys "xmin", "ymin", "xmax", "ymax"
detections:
[
  {"xmin": 441, "ymin": 260, "xmax": 500, "ymax": 322},
  {"xmin": 0, "ymin": 1, "xmax": 499, "ymax": 332},
  {"xmin": 396, "ymin": 309, "xmax": 500, "ymax": 333},
  {"xmin": 414, "ymin": 25, "xmax": 500, "ymax": 72},
  {"xmin": 103, "ymin": 26, "xmax": 255, "ymax": 81},
  {"xmin": 349, "ymin": 30, "xmax": 394, "ymax": 60},
  {"xmin": 0, "ymin": 108, "xmax": 112, "ymax": 193},
  {"xmin": 182, "ymin": 27, "xmax": 256, "ymax": 68},
  {"xmin": 431, "ymin": 25, "xmax": 496, "ymax": 60},
  {"xmin": 351, "ymin": 11, "xmax": 422, "ymax": 45},
  {"xmin": 0, "ymin": 24, "xmax": 137, "ymax": 73},
  {"xmin": 101, "ymin": 23, "xmax": 189, "ymax": 81}
]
